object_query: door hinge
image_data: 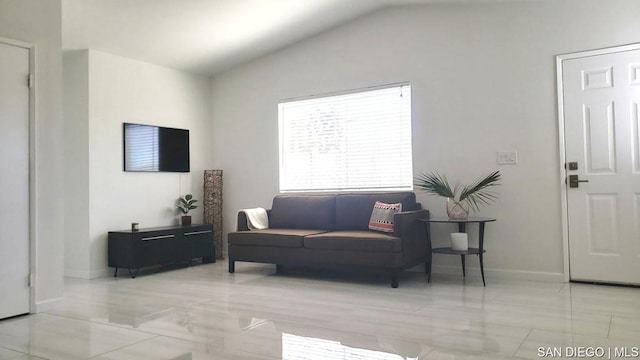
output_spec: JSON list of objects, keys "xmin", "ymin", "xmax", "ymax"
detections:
[{"xmin": 27, "ymin": 74, "xmax": 33, "ymax": 88}]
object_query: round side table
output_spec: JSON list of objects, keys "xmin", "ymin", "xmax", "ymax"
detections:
[{"xmin": 419, "ymin": 217, "xmax": 496, "ymax": 286}]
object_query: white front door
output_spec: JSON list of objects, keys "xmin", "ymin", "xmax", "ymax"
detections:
[
  {"xmin": 0, "ymin": 41, "xmax": 30, "ymax": 318},
  {"xmin": 562, "ymin": 46, "xmax": 640, "ymax": 284}
]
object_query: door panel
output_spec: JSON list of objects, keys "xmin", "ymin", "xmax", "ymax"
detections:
[
  {"xmin": 584, "ymin": 103, "xmax": 616, "ymax": 173},
  {"xmin": 0, "ymin": 41, "xmax": 30, "ymax": 318},
  {"xmin": 586, "ymin": 194, "xmax": 618, "ymax": 254},
  {"xmin": 564, "ymin": 48, "xmax": 640, "ymax": 284},
  {"xmin": 631, "ymin": 64, "xmax": 640, "ymax": 85},
  {"xmin": 633, "ymin": 102, "xmax": 640, "ymax": 172}
]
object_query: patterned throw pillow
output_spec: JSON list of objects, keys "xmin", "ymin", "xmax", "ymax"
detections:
[{"xmin": 368, "ymin": 201, "xmax": 402, "ymax": 233}]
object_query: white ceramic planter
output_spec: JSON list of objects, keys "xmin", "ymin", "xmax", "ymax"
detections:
[{"xmin": 450, "ymin": 232, "xmax": 468, "ymax": 251}]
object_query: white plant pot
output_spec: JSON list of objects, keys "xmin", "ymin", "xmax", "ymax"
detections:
[{"xmin": 451, "ymin": 232, "xmax": 468, "ymax": 251}]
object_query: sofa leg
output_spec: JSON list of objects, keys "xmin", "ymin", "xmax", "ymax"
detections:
[
  {"xmin": 228, "ymin": 260, "xmax": 235, "ymax": 273},
  {"xmin": 390, "ymin": 270, "xmax": 399, "ymax": 288}
]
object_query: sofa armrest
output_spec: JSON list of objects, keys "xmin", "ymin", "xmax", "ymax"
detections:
[
  {"xmin": 236, "ymin": 211, "xmax": 250, "ymax": 231},
  {"xmin": 236, "ymin": 209, "xmax": 272, "ymax": 231},
  {"xmin": 393, "ymin": 209, "xmax": 429, "ymax": 265}
]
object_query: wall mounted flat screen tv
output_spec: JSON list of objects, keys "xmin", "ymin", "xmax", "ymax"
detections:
[{"xmin": 123, "ymin": 123, "xmax": 190, "ymax": 172}]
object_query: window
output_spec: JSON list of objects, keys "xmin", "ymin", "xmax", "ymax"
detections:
[{"xmin": 278, "ymin": 84, "xmax": 412, "ymax": 192}]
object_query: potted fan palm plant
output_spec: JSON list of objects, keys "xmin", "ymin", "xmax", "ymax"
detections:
[
  {"xmin": 177, "ymin": 194, "xmax": 198, "ymax": 226},
  {"xmin": 414, "ymin": 170, "xmax": 501, "ymax": 219}
]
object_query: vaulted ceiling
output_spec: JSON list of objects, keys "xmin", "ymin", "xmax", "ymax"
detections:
[{"xmin": 62, "ymin": 0, "xmax": 524, "ymax": 76}]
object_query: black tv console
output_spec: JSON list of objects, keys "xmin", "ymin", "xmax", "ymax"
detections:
[{"xmin": 108, "ymin": 224, "xmax": 215, "ymax": 278}]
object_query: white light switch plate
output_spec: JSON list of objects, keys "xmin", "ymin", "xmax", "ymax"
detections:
[{"xmin": 497, "ymin": 151, "xmax": 518, "ymax": 165}]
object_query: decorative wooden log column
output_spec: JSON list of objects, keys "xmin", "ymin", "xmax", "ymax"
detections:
[{"xmin": 203, "ymin": 170, "xmax": 223, "ymax": 260}]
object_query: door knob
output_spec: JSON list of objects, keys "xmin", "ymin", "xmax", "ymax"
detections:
[{"xmin": 568, "ymin": 174, "xmax": 589, "ymax": 188}]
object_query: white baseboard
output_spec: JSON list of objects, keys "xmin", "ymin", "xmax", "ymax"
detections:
[
  {"xmin": 432, "ymin": 265, "xmax": 564, "ymax": 282},
  {"xmin": 34, "ymin": 296, "xmax": 64, "ymax": 313},
  {"xmin": 64, "ymin": 268, "xmax": 111, "ymax": 279},
  {"xmin": 91, "ymin": 268, "xmax": 111, "ymax": 279},
  {"xmin": 408, "ymin": 264, "xmax": 564, "ymax": 282}
]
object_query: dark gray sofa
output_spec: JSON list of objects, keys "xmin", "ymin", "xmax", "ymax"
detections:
[{"xmin": 227, "ymin": 192, "xmax": 428, "ymax": 288}]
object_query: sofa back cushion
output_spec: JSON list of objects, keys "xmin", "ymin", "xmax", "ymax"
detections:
[
  {"xmin": 335, "ymin": 192, "xmax": 418, "ymax": 231},
  {"xmin": 269, "ymin": 195, "xmax": 336, "ymax": 230}
]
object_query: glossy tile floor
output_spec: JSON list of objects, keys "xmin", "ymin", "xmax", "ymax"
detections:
[{"xmin": 1, "ymin": 261, "xmax": 640, "ymax": 359}]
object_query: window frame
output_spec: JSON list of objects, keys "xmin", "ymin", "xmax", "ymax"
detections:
[{"xmin": 278, "ymin": 82, "xmax": 413, "ymax": 193}]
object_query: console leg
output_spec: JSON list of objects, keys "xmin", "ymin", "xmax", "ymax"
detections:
[
  {"xmin": 114, "ymin": 268, "xmax": 118, "ymax": 277},
  {"xmin": 228, "ymin": 260, "xmax": 235, "ymax": 273},
  {"xmin": 390, "ymin": 269, "xmax": 399, "ymax": 288},
  {"xmin": 128, "ymin": 268, "xmax": 139, "ymax": 278},
  {"xmin": 461, "ymin": 255, "xmax": 466, "ymax": 277}
]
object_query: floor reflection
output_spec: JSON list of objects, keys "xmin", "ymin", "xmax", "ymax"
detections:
[
  {"xmin": 170, "ymin": 354, "xmax": 192, "ymax": 360},
  {"xmin": 282, "ymin": 333, "xmax": 419, "ymax": 360},
  {"xmin": 4, "ymin": 262, "xmax": 637, "ymax": 359},
  {"xmin": 108, "ymin": 303, "xmax": 174, "ymax": 328}
]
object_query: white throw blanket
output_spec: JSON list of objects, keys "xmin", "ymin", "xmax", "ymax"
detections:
[{"xmin": 242, "ymin": 207, "xmax": 269, "ymax": 230}]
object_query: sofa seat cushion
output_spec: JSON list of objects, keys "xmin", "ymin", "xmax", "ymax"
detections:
[
  {"xmin": 229, "ymin": 229, "xmax": 328, "ymax": 248},
  {"xmin": 304, "ymin": 231, "xmax": 402, "ymax": 252}
]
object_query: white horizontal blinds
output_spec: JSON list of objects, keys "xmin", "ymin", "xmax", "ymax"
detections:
[
  {"xmin": 125, "ymin": 124, "xmax": 159, "ymax": 171},
  {"xmin": 279, "ymin": 84, "xmax": 413, "ymax": 192}
]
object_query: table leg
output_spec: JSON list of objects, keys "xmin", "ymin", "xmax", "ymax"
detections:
[
  {"xmin": 425, "ymin": 221, "xmax": 432, "ymax": 282},
  {"xmin": 479, "ymin": 221, "xmax": 486, "ymax": 286},
  {"xmin": 479, "ymin": 253, "xmax": 486, "ymax": 286},
  {"xmin": 458, "ymin": 222, "xmax": 467, "ymax": 278},
  {"xmin": 426, "ymin": 251, "xmax": 432, "ymax": 283}
]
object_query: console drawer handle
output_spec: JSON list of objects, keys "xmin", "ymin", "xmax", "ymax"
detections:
[
  {"xmin": 141, "ymin": 235, "xmax": 175, "ymax": 241},
  {"xmin": 184, "ymin": 230, "xmax": 212, "ymax": 236}
]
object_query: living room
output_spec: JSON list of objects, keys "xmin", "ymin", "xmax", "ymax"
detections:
[
  {"xmin": 59, "ymin": 0, "xmax": 640, "ymax": 284},
  {"xmin": 1, "ymin": 0, "xmax": 640, "ymax": 358}
]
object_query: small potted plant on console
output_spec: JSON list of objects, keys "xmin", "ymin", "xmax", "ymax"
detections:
[{"xmin": 177, "ymin": 194, "xmax": 198, "ymax": 226}]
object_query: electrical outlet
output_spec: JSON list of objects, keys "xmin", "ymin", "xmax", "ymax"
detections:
[{"xmin": 497, "ymin": 151, "xmax": 518, "ymax": 165}]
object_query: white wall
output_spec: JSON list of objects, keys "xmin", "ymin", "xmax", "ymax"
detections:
[
  {"xmin": 0, "ymin": 0, "xmax": 65, "ymax": 309},
  {"xmin": 63, "ymin": 49, "xmax": 213, "ymax": 278},
  {"xmin": 210, "ymin": 0, "xmax": 640, "ymax": 279},
  {"xmin": 63, "ymin": 50, "xmax": 90, "ymax": 278}
]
